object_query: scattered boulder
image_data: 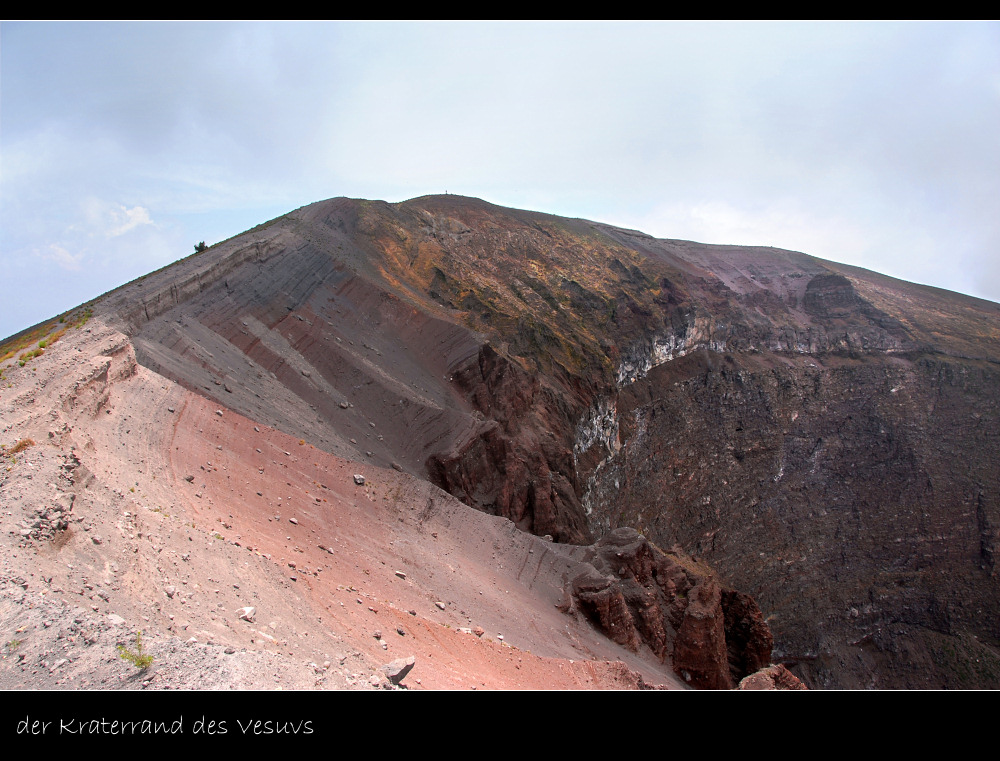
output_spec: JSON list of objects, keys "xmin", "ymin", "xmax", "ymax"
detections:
[
  {"xmin": 353, "ymin": 474, "xmax": 365, "ymax": 485},
  {"xmin": 382, "ymin": 656, "xmax": 416, "ymax": 685},
  {"xmin": 238, "ymin": 606, "xmax": 256, "ymax": 622},
  {"xmin": 738, "ymin": 664, "xmax": 808, "ymax": 690}
]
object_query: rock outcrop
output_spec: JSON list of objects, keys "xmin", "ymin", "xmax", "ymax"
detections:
[
  {"xmin": 569, "ymin": 528, "xmax": 774, "ymax": 689},
  {"xmin": 738, "ymin": 664, "xmax": 807, "ymax": 690}
]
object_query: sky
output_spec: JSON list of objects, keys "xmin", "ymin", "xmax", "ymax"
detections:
[{"xmin": 2, "ymin": 21, "xmax": 999, "ymax": 339}]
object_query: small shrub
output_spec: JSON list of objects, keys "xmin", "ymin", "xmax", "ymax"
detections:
[
  {"xmin": 118, "ymin": 631, "xmax": 153, "ymax": 670},
  {"xmin": 7, "ymin": 439, "xmax": 35, "ymax": 455}
]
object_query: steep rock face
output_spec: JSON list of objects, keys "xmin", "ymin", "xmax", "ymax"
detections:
[
  {"xmin": 583, "ymin": 348, "xmax": 1000, "ymax": 688},
  {"xmin": 671, "ymin": 577, "xmax": 732, "ymax": 689},
  {"xmin": 803, "ymin": 273, "xmax": 866, "ymax": 318},
  {"xmin": 568, "ymin": 528, "xmax": 774, "ymax": 689},
  {"xmin": 427, "ymin": 344, "xmax": 592, "ymax": 543},
  {"xmin": 723, "ymin": 588, "xmax": 775, "ymax": 681}
]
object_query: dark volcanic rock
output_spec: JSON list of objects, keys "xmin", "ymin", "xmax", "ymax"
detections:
[
  {"xmin": 723, "ymin": 588, "xmax": 774, "ymax": 681},
  {"xmin": 803, "ymin": 273, "xmax": 864, "ymax": 318},
  {"xmin": 427, "ymin": 344, "xmax": 592, "ymax": 544},
  {"xmin": 571, "ymin": 562, "xmax": 642, "ymax": 652},
  {"xmin": 673, "ymin": 577, "xmax": 731, "ymax": 689},
  {"xmin": 584, "ymin": 348, "xmax": 1000, "ymax": 688},
  {"xmin": 569, "ymin": 528, "xmax": 774, "ymax": 689}
]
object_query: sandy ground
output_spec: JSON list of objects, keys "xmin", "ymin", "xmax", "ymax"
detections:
[{"xmin": 0, "ymin": 319, "xmax": 683, "ymax": 692}]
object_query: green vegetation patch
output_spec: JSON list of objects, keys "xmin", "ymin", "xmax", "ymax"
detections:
[{"xmin": 118, "ymin": 631, "xmax": 154, "ymax": 670}]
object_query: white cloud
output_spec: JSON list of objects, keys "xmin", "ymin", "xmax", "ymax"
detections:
[
  {"xmin": 76, "ymin": 198, "xmax": 154, "ymax": 239},
  {"xmin": 35, "ymin": 243, "xmax": 86, "ymax": 271},
  {"xmin": 107, "ymin": 205, "xmax": 153, "ymax": 237}
]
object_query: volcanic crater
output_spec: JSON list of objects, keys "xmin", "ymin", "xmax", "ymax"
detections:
[{"xmin": 2, "ymin": 194, "xmax": 998, "ymax": 689}]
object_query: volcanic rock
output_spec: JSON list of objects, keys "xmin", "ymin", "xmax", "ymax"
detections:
[
  {"xmin": 738, "ymin": 664, "xmax": 808, "ymax": 690},
  {"xmin": 382, "ymin": 656, "xmax": 416, "ymax": 685},
  {"xmin": 569, "ymin": 528, "xmax": 773, "ymax": 688}
]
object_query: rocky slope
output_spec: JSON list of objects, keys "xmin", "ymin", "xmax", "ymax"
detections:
[
  {"xmin": 1, "ymin": 321, "xmax": 691, "ymax": 690},
  {"xmin": 4, "ymin": 192, "xmax": 998, "ymax": 688}
]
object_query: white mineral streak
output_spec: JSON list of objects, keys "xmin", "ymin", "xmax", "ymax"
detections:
[
  {"xmin": 616, "ymin": 318, "xmax": 726, "ymax": 386},
  {"xmin": 573, "ymin": 397, "xmax": 619, "ymax": 463},
  {"xmin": 573, "ymin": 397, "xmax": 621, "ymax": 518}
]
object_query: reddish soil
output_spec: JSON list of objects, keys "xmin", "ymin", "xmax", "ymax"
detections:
[{"xmin": 0, "ymin": 320, "xmax": 681, "ymax": 690}]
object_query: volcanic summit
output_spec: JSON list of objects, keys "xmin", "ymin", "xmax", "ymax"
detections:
[{"xmin": 2, "ymin": 194, "xmax": 998, "ymax": 689}]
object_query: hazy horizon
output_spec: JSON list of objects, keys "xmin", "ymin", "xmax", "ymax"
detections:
[{"xmin": 3, "ymin": 21, "xmax": 998, "ymax": 339}]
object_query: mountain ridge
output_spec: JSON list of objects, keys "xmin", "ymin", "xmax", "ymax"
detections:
[{"xmin": 3, "ymin": 193, "xmax": 998, "ymax": 688}]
